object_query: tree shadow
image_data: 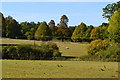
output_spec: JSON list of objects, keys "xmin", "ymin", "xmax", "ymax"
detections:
[{"xmin": 0, "ymin": 44, "xmax": 19, "ymax": 46}]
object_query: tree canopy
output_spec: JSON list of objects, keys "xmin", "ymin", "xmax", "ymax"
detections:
[
  {"xmin": 107, "ymin": 8, "xmax": 120, "ymax": 43},
  {"xmin": 5, "ymin": 16, "xmax": 22, "ymax": 38},
  {"xmin": 34, "ymin": 22, "xmax": 52, "ymax": 41},
  {"xmin": 58, "ymin": 15, "xmax": 69, "ymax": 28},
  {"xmin": 0, "ymin": 12, "xmax": 6, "ymax": 37},
  {"xmin": 71, "ymin": 22, "xmax": 87, "ymax": 42},
  {"xmin": 102, "ymin": 1, "xmax": 120, "ymax": 20}
]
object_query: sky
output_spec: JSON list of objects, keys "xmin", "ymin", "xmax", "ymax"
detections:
[{"xmin": 1, "ymin": 2, "xmax": 112, "ymax": 26}]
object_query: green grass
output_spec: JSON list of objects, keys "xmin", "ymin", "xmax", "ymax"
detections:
[
  {"xmin": 1, "ymin": 38, "xmax": 89, "ymax": 57},
  {"xmin": 2, "ymin": 60, "xmax": 118, "ymax": 78},
  {"xmin": 1, "ymin": 38, "xmax": 119, "ymax": 78}
]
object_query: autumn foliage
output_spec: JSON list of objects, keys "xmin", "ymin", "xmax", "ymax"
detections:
[{"xmin": 87, "ymin": 39, "xmax": 110, "ymax": 55}]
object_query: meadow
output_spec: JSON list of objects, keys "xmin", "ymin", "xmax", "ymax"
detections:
[
  {"xmin": 1, "ymin": 38, "xmax": 119, "ymax": 78},
  {"xmin": 2, "ymin": 60, "xmax": 118, "ymax": 78},
  {"xmin": 1, "ymin": 38, "xmax": 88, "ymax": 57}
]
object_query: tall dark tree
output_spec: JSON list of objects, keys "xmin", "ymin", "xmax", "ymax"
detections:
[
  {"xmin": 58, "ymin": 15, "xmax": 69, "ymax": 28},
  {"xmin": 102, "ymin": 1, "xmax": 120, "ymax": 20},
  {"xmin": 56, "ymin": 15, "xmax": 70, "ymax": 41},
  {"xmin": 5, "ymin": 16, "xmax": 22, "ymax": 38},
  {"xmin": 48, "ymin": 20, "xmax": 57, "ymax": 37},
  {"xmin": 68, "ymin": 26, "xmax": 76, "ymax": 37},
  {"xmin": 48, "ymin": 20, "xmax": 55, "ymax": 27},
  {"xmin": 0, "ymin": 12, "xmax": 6, "ymax": 37}
]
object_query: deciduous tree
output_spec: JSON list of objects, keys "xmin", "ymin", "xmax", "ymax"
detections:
[
  {"xmin": 35, "ymin": 22, "xmax": 52, "ymax": 41},
  {"xmin": 5, "ymin": 16, "xmax": 22, "ymax": 38},
  {"xmin": 102, "ymin": 1, "xmax": 120, "ymax": 20},
  {"xmin": 107, "ymin": 8, "xmax": 120, "ymax": 43},
  {"xmin": 0, "ymin": 12, "xmax": 6, "ymax": 37},
  {"xmin": 71, "ymin": 22, "xmax": 87, "ymax": 42}
]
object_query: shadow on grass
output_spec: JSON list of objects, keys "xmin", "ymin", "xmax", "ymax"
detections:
[{"xmin": 0, "ymin": 44, "xmax": 19, "ymax": 46}]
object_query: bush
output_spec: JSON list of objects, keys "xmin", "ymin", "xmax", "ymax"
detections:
[
  {"xmin": 53, "ymin": 50, "xmax": 61, "ymax": 57},
  {"xmin": 87, "ymin": 39, "xmax": 120, "ymax": 60},
  {"xmin": 2, "ymin": 42, "xmax": 61, "ymax": 60},
  {"xmin": 96, "ymin": 44, "xmax": 120, "ymax": 59},
  {"xmin": 40, "ymin": 42, "xmax": 61, "ymax": 59},
  {"xmin": 87, "ymin": 39, "xmax": 110, "ymax": 55},
  {"xmin": 2, "ymin": 45, "xmax": 34, "ymax": 60},
  {"xmin": 2, "ymin": 46, "xmax": 17, "ymax": 59}
]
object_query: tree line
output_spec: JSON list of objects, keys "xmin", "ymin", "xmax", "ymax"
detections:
[
  {"xmin": 1, "ymin": 1, "xmax": 120, "ymax": 60},
  {"xmin": 1, "ymin": 1, "xmax": 120, "ymax": 43},
  {"xmin": 0, "ymin": 14, "xmax": 112, "ymax": 42},
  {"xmin": 1, "ymin": 14, "xmax": 74, "ymax": 41}
]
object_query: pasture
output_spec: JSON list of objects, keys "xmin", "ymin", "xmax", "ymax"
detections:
[
  {"xmin": 1, "ymin": 38, "xmax": 88, "ymax": 57},
  {"xmin": 2, "ymin": 60, "xmax": 118, "ymax": 78},
  {"xmin": 1, "ymin": 38, "xmax": 119, "ymax": 78}
]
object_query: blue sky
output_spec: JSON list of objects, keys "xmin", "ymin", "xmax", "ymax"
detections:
[{"xmin": 1, "ymin": 2, "xmax": 111, "ymax": 26}]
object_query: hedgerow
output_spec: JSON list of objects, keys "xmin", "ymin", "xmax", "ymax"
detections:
[{"xmin": 2, "ymin": 42, "xmax": 61, "ymax": 60}]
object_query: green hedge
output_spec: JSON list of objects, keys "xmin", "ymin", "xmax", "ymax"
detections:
[{"xmin": 2, "ymin": 42, "xmax": 61, "ymax": 60}]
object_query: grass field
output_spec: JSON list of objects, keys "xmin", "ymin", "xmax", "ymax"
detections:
[
  {"xmin": 1, "ymin": 38, "xmax": 119, "ymax": 78},
  {"xmin": 1, "ymin": 38, "xmax": 89, "ymax": 57},
  {"xmin": 2, "ymin": 60, "xmax": 118, "ymax": 78}
]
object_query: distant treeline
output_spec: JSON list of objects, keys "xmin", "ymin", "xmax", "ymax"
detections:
[
  {"xmin": 0, "ymin": 1, "xmax": 120, "ymax": 43},
  {"xmin": 0, "ymin": 13, "xmax": 110, "ymax": 42}
]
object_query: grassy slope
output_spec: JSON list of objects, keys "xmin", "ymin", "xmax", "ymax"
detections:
[
  {"xmin": 1, "ymin": 38, "xmax": 89, "ymax": 57},
  {"xmin": 2, "ymin": 60, "xmax": 118, "ymax": 78}
]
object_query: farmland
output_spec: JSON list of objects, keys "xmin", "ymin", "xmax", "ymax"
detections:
[
  {"xmin": 1, "ymin": 1, "xmax": 120, "ymax": 79},
  {"xmin": 2, "ymin": 60, "xmax": 118, "ymax": 78},
  {"xmin": 1, "ymin": 38, "xmax": 119, "ymax": 78},
  {"xmin": 1, "ymin": 38, "xmax": 88, "ymax": 57}
]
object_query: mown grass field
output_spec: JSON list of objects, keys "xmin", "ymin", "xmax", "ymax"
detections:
[
  {"xmin": 1, "ymin": 38, "xmax": 88, "ymax": 57},
  {"xmin": 2, "ymin": 60, "xmax": 118, "ymax": 78}
]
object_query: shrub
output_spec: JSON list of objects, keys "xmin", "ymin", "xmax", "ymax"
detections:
[
  {"xmin": 40, "ymin": 44, "xmax": 53, "ymax": 59},
  {"xmin": 2, "ymin": 42, "xmax": 61, "ymax": 60},
  {"xmin": 40, "ymin": 42, "xmax": 61, "ymax": 58},
  {"xmin": 16, "ymin": 45, "xmax": 33, "ymax": 60},
  {"xmin": 96, "ymin": 44, "xmax": 120, "ymax": 59},
  {"xmin": 2, "ymin": 46, "xmax": 17, "ymax": 59},
  {"xmin": 87, "ymin": 39, "xmax": 110, "ymax": 55},
  {"xmin": 53, "ymin": 50, "xmax": 61, "ymax": 57},
  {"xmin": 87, "ymin": 39, "xmax": 120, "ymax": 60},
  {"xmin": 46, "ymin": 42, "xmax": 59, "ymax": 51}
]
